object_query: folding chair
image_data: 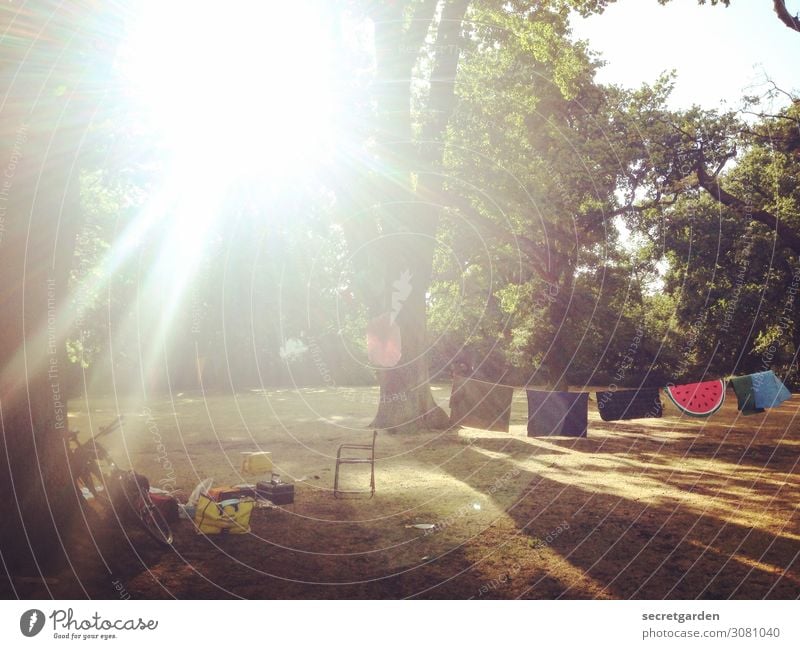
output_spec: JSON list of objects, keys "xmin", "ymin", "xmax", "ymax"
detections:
[{"xmin": 333, "ymin": 430, "xmax": 377, "ymax": 498}]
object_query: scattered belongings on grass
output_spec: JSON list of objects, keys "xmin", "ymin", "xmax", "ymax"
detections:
[
  {"xmin": 239, "ymin": 450, "xmax": 294, "ymax": 504},
  {"xmin": 185, "ymin": 449, "xmax": 296, "ymax": 535}
]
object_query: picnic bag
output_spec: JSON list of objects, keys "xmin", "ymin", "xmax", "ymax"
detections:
[{"xmin": 194, "ymin": 494, "xmax": 255, "ymax": 535}]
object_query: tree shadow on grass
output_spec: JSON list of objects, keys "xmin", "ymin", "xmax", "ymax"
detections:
[
  {"xmin": 91, "ymin": 497, "xmax": 510, "ymax": 599},
  {"xmin": 0, "ymin": 515, "xmax": 175, "ymax": 599},
  {"xmin": 438, "ymin": 434, "xmax": 800, "ymax": 599},
  {"xmin": 7, "ymin": 405, "xmax": 796, "ymax": 600}
]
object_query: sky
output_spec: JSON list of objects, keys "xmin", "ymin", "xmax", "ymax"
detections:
[{"xmin": 570, "ymin": 0, "xmax": 798, "ymax": 110}]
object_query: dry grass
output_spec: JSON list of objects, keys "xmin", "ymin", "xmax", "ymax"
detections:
[{"xmin": 6, "ymin": 384, "xmax": 799, "ymax": 599}]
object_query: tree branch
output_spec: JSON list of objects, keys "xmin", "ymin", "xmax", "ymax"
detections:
[
  {"xmin": 773, "ymin": 0, "xmax": 800, "ymax": 33},
  {"xmin": 583, "ymin": 191, "xmax": 680, "ymax": 227},
  {"xmin": 442, "ymin": 190, "xmax": 560, "ymax": 283},
  {"xmin": 401, "ymin": 0, "xmax": 440, "ymax": 72},
  {"xmin": 695, "ymin": 159, "xmax": 800, "ymax": 255}
]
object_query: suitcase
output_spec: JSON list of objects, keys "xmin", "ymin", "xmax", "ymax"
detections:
[{"xmin": 256, "ymin": 480, "xmax": 294, "ymax": 505}]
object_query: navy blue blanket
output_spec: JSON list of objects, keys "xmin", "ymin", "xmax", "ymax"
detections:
[
  {"xmin": 596, "ymin": 388, "xmax": 663, "ymax": 421},
  {"xmin": 526, "ymin": 390, "xmax": 588, "ymax": 437}
]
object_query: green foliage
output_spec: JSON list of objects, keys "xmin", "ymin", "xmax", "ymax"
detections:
[
  {"xmin": 422, "ymin": 3, "xmax": 679, "ymax": 385},
  {"xmin": 67, "ymin": 0, "xmax": 800, "ymax": 394},
  {"xmin": 655, "ymin": 100, "xmax": 800, "ymax": 382}
]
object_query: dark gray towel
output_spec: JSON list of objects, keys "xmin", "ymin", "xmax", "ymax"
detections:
[
  {"xmin": 526, "ymin": 390, "xmax": 588, "ymax": 437},
  {"xmin": 596, "ymin": 388, "xmax": 663, "ymax": 421},
  {"xmin": 449, "ymin": 376, "xmax": 514, "ymax": 432},
  {"xmin": 729, "ymin": 374, "xmax": 765, "ymax": 415}
]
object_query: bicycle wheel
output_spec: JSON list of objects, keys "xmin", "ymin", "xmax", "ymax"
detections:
[
  {"xmin": 135, "ymin": 496, "xmax": 174, "ymax": 547},
  {"xmin": 76, "ymin": 465, "xmax": 114, "ymax": 519}
]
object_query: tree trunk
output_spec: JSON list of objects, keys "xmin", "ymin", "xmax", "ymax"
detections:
[
  {"xmin": 369, "ymin": 0, "xmax": 469, "ymax": 433},
  {"xmin": 0, "ymin": 3, "xmax": 117, "ymax": 576},
  {"xmin": 0, "ymin": 113, "xmax": 82, "ymax": 575},
  {"xmin": 370, "ymin": 224, "xmax": 448, "ymax": 432},
  {"xmin": 540, "ymin": 263, "xmax": 572, "ymax": 391}
]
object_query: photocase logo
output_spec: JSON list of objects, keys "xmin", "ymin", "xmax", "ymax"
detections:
[
  {"xmin": 390, "ymin": 269, "xmax": 412, "ymax": 325},
  {"xmin": 20, "ymin": 609, "xmax": 45, "ymax": 637}
]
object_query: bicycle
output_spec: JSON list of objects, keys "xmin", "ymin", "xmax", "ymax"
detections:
[{"xmin": 67, "ymin": 415, "xmax": 174, "ymax": 548}]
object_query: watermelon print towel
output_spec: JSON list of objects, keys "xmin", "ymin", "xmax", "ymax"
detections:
[
  {"xmin": 526, "ymin": 390, "xmax": 588, "ymax": 437},
  {"xmin": 750, "ymin": 370, "xmax": 792, "ymax": 409},
  {"xmin": 729, "ymin": 374, "xmax": 765, "ymax": 415},
  {"xmin": 664, "ymin": 379, "xmax": 726, "ymax": 418}
]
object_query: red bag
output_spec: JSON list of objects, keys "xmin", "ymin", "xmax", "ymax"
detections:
[{"xmin": 149, "ymin": 492, "xmax": 179, "ymax": 523}]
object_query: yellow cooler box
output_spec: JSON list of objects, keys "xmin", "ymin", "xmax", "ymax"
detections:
[{"xmin": 240, "ymin": 451, "xmax": 272, "ymax": 475}]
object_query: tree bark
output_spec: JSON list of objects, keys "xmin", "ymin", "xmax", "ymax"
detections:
[
  {"xmin": 369, "ymin": 0, "xmax": 469, "ymax": 432},
  {"xmin": 0, "ymin": 2, "xmax": 117, "ymax": 575},
  {"xmin": 0, "ymin": 106, "xmax": 82, "ymax": 575},
  {"xmin": 773, "ymin": 0, "xmax": 800, "ymax": 33},
  {"xmin": 540, "ymin": 271, "xmax": 572, "ymax": 391}
]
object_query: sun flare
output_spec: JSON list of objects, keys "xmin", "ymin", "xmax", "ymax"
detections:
[
  {"xmin": 106, "ymin": 1, "xmax": 344, "ymax": 368},
  {"xmin": 121, "ymin": 1, "xmax": 338, "ymax": 177}
]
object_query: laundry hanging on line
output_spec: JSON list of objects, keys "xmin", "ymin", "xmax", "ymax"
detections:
[
  {"xmin": 526, "ymin": 390, "xmax": 588, "ymax": 438},
  {"xmin": 663, "ymin": 379, "xmax": 726, "ymax": 418},
  {"xmin": 449, "ymin": 375, "xmax": 514, "ymax": 432},
  {"xmin": 448, "ymin": 371, "xmax": 792, "ymax": 435},
  {"xmin": 729, "ymin": 374, "xmax": 765, "ymax": 415},
  {"xmin": 595, "ymin": 387, "xmax": 663, "ymax": 421},
  {"xmin": 750, "ymin": 370, "xmax": 792, "ymax": 409}
]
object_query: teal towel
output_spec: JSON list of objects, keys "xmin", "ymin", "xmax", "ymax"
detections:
[
  {"xmin": 751, "ymin": 370, "xmax": 792, "ymax": 409},
  {"xmin": 729, "ymin": 374, "xmax": 765, "ymax": 415}
]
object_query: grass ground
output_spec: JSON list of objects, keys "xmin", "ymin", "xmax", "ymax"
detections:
[{"xmin": 4, "ymin": 384, "xmax": 799, "ymax": 599}]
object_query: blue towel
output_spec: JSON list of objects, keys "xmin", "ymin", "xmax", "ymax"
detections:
[{"xmin": 750, "ymin": 370, "xmax": 792, "ymax": 409}]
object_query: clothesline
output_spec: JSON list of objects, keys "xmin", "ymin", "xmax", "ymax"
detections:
[
  {"xmin": 450, "ymin": 374, "xmax": 583, "ymax": 390},
  {"xmin": 448, "ymin": 373, "xmax": 780, "ymax": 393},
  {"xmin": 448, "ymin": 371, "xmax": 792, "ymax": 432}
]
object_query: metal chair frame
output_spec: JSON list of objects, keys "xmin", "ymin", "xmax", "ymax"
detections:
[{"xmin": 333, "ymin": 430, "xmax": 377, "ymax": 498}]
